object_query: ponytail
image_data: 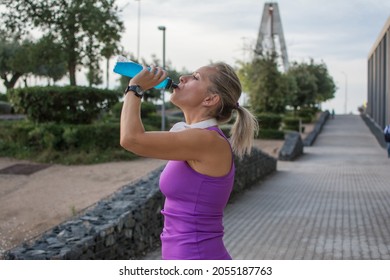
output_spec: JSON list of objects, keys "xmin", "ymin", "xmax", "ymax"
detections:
[
  {"xmin": 230, "ymin": 105, "xmax": 259, "ymax": 159},
  {"xmin": 207, "ymin": 62, "xmax": 259, "ymax": 159}
]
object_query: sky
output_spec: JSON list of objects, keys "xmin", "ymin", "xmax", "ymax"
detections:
[
  {"xmin": 2, "ymin": 0, "xmax": 389, "ymax": 115},
  {"xmin": 114, "ymin": 0, "xmax": 389, "ymax": 114}
]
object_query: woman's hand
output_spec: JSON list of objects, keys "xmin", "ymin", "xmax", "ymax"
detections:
[{"xmin": 129, "ymin": 65, "xmax": 168, "ymax": 90}]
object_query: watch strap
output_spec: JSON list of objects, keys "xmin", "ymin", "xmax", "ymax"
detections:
[{"xmin": 125, "ymin": 85, "xmax": 144, "ymax": 98}]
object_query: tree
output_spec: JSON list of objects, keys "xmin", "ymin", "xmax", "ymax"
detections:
[
  {"xmin": 287, "ymin": 62, "xmax": 318, "ymax": 111},
  {"xmin": 307, "ymin": 59, "xmax": 336, "ymax": 103},
  {"xmin": 279, "ymin": 71, "xmax": 298, "ymax": 111},
  {"xmin": 0, "ymin": 34, "xmax": 69, "ymax": 90},
  {"xmin": 287, "ymin": 60, "xmax": 336, "ymax": 110},
  {"xmin": 238, "ymin": 53, "xmax": 288, "ymax": 113},
  {"xmin": 100, "ymin": 27, "xmax": 121, "ymax": 89},
  {"xmin": 0, "ymin": 36, "xmax": 33, "ymax": 90},
  {"xmin": 85, "ymin": 34, "xmax": 103, "ymax": 87},
  {"xmin": 101, "ymin": 43, "xmax": 118, "ymax": 89},
  {"xmin": 0, "ymin": 0, "xmax": 124, "ymax": 86},
  {"xmin": 29, "ymin": 35, "xmax": 68, "ymax": 84}
]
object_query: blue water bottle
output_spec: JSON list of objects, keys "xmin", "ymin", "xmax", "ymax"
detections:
[{"xmin": 113, "ymin": 56, "xmax": 177, "ymax": 90}]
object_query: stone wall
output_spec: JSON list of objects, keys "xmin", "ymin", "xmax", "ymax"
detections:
[
  {"xmin": 278, "ymin": 132, "xmax": 304, "ymax": 161},
  {"xmin": 277, "ymin": 111, "xmax": 329, "ymax": 161},
  {"xmin": 4, "ymin": 148, "xmax": 276, "ymax": 260},
  {"xmin": 303, "ymin": 110, "xmax": 330, "ymax": 147},
  {"xmin": 361, "ymin": 113, "xmax": 387, "ymax": 148},
  {"xmin": 232, "ymin": 147, "xmax": 277, "ymax": 198}
]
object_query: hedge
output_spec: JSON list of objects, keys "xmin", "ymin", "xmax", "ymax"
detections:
[
  {"xmin": 256, "ymin": 113, "xmax": 282, "ymax": 130},
  {"xmin": 297, "ymin": 107, "xmax": 317, "ymax": 124},
  {"xmin": 0, "ymin": 101, "xmax": 13, "ymax": 114},
  {"xmin": 283, "ymin": 117, "xmax": 301, "ymax": 132},
  {"xmin": 8, "ymin": 86, "xmax": 121, "ymax": 124},
  {"xmin": 0, "ymin": 121, "xmax": 139, "ymax": 164},
  {"xmin": 0, "ymin": 93, "xmax": 7, "ymax": 102},
  {"xmin": 1, "ymin": 121, "xmax": 117, "ymax": 149},
  {"xmin": 257, "ymin": 129, "xmax": 285, "ymax": 140}
]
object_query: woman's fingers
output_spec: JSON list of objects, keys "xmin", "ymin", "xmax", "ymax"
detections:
[{"xmin": 131, "ymin": 65, "xmax": 168, "ymax": 89}]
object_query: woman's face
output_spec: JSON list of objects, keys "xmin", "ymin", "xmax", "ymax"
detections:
[{"xmin": 170, "ymin": 66, "xmax": 216, "ymax": 109}]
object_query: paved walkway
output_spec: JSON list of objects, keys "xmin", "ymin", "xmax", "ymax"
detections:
[{"xmin": 144, "ymin": 114, "xmax": 390, "ymax": 260}]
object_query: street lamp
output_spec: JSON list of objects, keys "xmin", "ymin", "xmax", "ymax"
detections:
[
  {"xmin": 158, "ymin": 25, "xmax": 166, "ymax": 131},
  {"xmin": 135, "ymin": 0, "xmax": 141, "ymax": 61},
  {"xmin": 341, "ymin": 71, "xmax": 348, "ymax": 114}
]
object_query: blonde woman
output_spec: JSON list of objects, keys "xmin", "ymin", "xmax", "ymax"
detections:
[{"xmin": 120, "ymin": 62, "xmax": 258, "ymax": 259}]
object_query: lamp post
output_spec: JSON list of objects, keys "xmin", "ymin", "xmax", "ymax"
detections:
[
  {"xmin": 341, "ymin": 71, "xmax": 348, "ymax": 114},
  {"xmin": 135, "ymin": 0, "xmax": 141, "ymax": 61},
  {"xmin": 158, "ymin": 25, "xmax": 166, "ymax": 131}
]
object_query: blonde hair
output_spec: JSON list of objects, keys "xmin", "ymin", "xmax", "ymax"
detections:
[{"xmin": 207, "ymin": 62, "xmax": 259, "ymax": 158}]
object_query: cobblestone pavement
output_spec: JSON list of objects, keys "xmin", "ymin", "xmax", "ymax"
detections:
[{"xmin": 144, "ymin": 114, "xmax": 390, "ymax": 260}]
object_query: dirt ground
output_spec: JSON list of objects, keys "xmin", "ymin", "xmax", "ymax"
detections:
[
  {"xmin": 0, "ymin": 157, "xmax": 166, "ymax": 255},
  {"xmin": 0, "ymin": 124, "xmax": 313, "ymax": 256}
]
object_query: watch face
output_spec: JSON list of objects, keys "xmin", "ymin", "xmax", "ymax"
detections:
[{"xmin": 133, "ymin": 86, "xmax": 142, "ymax": 94}]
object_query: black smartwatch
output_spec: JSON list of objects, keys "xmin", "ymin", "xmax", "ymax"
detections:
[{"xmin": 124, "ymin": 85, "xmax": 144, "ymax": 98}]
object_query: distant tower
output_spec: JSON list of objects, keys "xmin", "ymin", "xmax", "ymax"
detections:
[{"xmin": 255, "ymin": 2, "xmax": 289, "ymax": 71}]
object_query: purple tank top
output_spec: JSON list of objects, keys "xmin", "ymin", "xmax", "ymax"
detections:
[{"xmin": 159, "ymin": 126, "xmax": 235, "ymax": 260}]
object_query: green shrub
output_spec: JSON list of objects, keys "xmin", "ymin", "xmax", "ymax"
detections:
[
  {"xmin": 108, "ymin": 101, "xmax": 160, "ymax": 128},
  {"xmin": 257, "ymin": 129, "xmax": 285, "ymax": 140},
  {"xmin": 28, "ymin": 126, "xmax": 56, "ymax": 150},
  {"xmin": 8, "ymin": 86, "xmax": 121, "ymax": 124},
  {"xmin": 0, "ymin": 101, "xmax": 13, "ymax": 114},
  {"xmin": 143, "ymin": 113, "xmax": 164, "ymax": 130},
  {"xmin": 110, "ymin": 102, "xmax": 123, "ymax": 119},
  {"xmin": 283, "ymin": 117, "xmax": 300, "ymax": 132},
  {"xmin": 299, "ymin": 116, "xmax": 312, "ymax": 124},
  {"xmin": 141, "ymin": 101, "xmax": 157, "ymax": 117},
  {"xmin": 58, "ymin": 123, "xmax": 120, "ymax": 150},
  {"xmin": 297, "ymin": 107, "xmax": 315, "ymax": 123},
  {"xmin": 0, "ymin": 93, "xmax": 7, "ymax": 102},
  {"xmin": 0, "ymin": 121, "xmax": 137, "ymax": 164},
  {"xmin": 256, "ymin": 113, "xmax": 282, "ymax": 130}
]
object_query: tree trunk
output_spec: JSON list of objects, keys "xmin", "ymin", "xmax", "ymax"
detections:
[
  {"xmin": 68, "ymin": 60, "xmax": 77, "ymax": 86},
  {"xmin": 106, "ymin": 57, "xmax": 109, "ymax": 89},
  {"xmin": 1, "ymin": 72, "xmax": 22, "ymax": 91},
  {"xmin": 67, "ymin": 35, "xmax": 78, "ymax": 86}
]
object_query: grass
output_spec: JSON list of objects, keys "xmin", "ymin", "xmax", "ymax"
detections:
[{"xmin": 0, "ymin": 119, "xmax": 139, "ymax": 165}]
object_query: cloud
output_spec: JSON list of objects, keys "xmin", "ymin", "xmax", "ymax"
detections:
[
  {"xmin": 118, "ymin": 0, "xmax": 388, "ymax": 66},
  {"xmin": 2, "ymin": 0, "xmax": 389, "ymax": 114}
]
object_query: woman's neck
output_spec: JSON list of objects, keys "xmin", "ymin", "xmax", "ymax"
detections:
[{"xmin": 183, "ymin": 110, "xmax": 212, "ymax": 125}]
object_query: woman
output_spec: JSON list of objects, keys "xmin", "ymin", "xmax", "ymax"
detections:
[{"xmin": 120, "ymin": 62, "xmax": 258, "ymax": 259}]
